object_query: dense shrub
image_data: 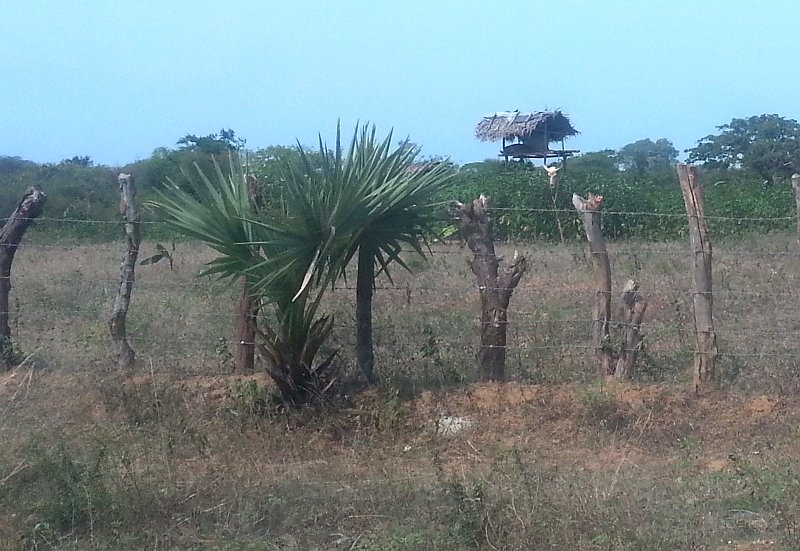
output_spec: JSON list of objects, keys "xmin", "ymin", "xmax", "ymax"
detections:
[
  {"xmin": 1, "ymin": 154, "xmax": 794, "ymax": 244},
  {"xmin": 449, "ymin": 160, "xmax": 794, "ymax": 241}
]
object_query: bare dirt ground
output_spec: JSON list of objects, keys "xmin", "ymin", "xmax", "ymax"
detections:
[
  {"xmin": 2, "ymin": 362, "xmax": 799, "ymax": 550},
  {"xmin": 2, "ymin": 238, "xmax": 800, "ymax": 549}
]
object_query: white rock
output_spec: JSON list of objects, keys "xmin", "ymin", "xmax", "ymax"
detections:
[{"xmin": 436, "ymin": 415, "xmax": 473, "ymax": 436}]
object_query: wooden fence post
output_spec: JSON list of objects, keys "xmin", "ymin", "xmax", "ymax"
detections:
[
  {"xmin": 543, "ymin": 164, "xmax": 565, "ymax": 242},
  {"xmin": 614, "ymin": 279, "xmax": 648, "ymax": 378},
  {"xmin": 0, "ymin": 188, "xmax": 47, "ymax": 370},
  {"xmin": 572, "ymin": 193, "xmax": 613, "ymax": 374},
  {"xmin": 792, "ymin": 174, "xmax": 800, "ymax": 251},
  {"xmin": 233, "ymin": 174, "xmax": 262, "ymax": 372},
  {"xmin": 109, "ymin": 173, "xmax": 141, "ymax": 368},
  {"xmin": 573, "ymin": 193, "xmax": 648, "ymax": 377},
  {"xmin": 453, "ymin": 195, "xmax": 527, "ymax": 381},
  {"xmin": 676, "ymin": 163, "xmax": 717, "ymax": 391}
]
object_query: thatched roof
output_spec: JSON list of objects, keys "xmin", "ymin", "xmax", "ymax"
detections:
[{"xmin": 475, "ymin": 110, "xmax": 578, "ymax": 143}]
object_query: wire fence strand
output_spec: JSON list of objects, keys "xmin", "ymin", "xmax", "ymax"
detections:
[{"xmin": 5, "ymin": 206, "xmax": 800, "ymax": 383}]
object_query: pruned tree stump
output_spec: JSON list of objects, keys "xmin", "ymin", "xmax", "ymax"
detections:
[
  {"xmin": 452, "ymin": 194, "xmax": 527, "ymax": 381},
  {"xmin": 573, "ymin": 193, "xmax": 648, "ymax": 377}
]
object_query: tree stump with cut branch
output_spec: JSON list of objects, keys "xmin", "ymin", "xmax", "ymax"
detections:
[
  {"xmin": 677, "ymin": 163, "xmax": 717, "ymax": 391},
  {"xmin": 452, "ymin": 195, "xmax": 527, "ymax": 381},
  {"xmin": 573, "ymin": 193, "xmax": 648, "ymax": 377},
  {"xmin": 614, "ymin": 279, "xmax": 648, "ymax": 378},
  {"xmin": 0, "ymin": 188, "xmax": 46, "ymax": 370},
  {"xmin": 109, "ymin": 173, "xmax": 141, "ymax": 368}
]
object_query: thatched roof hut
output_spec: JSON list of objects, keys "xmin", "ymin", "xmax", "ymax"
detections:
[
  {"xmin": 475, "ymin": 110, "xmax": 578, "ymax": 143},
  {"xmin": 475, "ymin": 110, "xmax": 579, "ymax": 160}
]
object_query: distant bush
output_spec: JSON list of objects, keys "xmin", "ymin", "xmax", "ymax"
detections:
[
  {"xmin": 448, "ymin": 161, "xmax": 794, "ymax": 241},
  {"xmin": 0, "ymin": 161, "xmax": 197, "ymax": 243},
  {"xmin": 2, "ymin": 155, "xmax": 794, "ymax": 244}
]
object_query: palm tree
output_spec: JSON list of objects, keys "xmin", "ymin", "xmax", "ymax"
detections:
[
  {"xmin": 290, "ymin": 125, "xmax": 454, "ymax": 383},
  {"xmin": 148, "ymin": 157, "xmax": 344, "ymax": 404},
  {"xmin": 149, "ymin": 124, "xmax": 453, "ymax": 402}
]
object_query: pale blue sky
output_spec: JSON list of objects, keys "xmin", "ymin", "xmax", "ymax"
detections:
[{"xmin": 2, "ymin": 1, "xmax": 798, "ymax": 166}]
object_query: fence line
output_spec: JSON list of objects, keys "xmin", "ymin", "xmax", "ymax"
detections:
[
  {"xmin": 7, "ymin": 209, "xmax": 798, "ymax": 223},
  {"xmin": 10, "ymin": 242, "xmax": 800, "ymax": 260},
  {"xmin": 11, "ymin": 334, "xmax": 800, "ymax": 359},
  {"xmin": 4, "ymin": 204, "xmax": 800, "ymax": 387},
  {"xmin": 7, "ymin": 304, "xmax": 800, "ymax": 340},
  {"xmin": 6, "ymin": 272, "xmax": 800, "ymax": 298}
]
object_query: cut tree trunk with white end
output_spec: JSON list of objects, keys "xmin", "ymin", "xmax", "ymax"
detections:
[
  {"xmin": 676, "ymin": 163, "xmax": 717, "ymax": 392},
  {"xmin": 573, "ymin": 194, "xmax": 648, "ymax": 377},
  {"xmin": 452, "ymin": 195, "xmax": 527, "ymax": 381},
  {"xmin": 109, "ymin": 173, "xmax": 141, "ymax": 368},
  {"xmin": 572, "ymin": 193, "xmax": 613, "ymax": 374}
]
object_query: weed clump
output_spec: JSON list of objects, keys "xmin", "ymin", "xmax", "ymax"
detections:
[
  {"xmin": 579, "ymin": 388, "xmax": 628, "ymax": 431},
  {"xmin": 2, "ymin": 439, "xmax": 163, "ymax": 549}
]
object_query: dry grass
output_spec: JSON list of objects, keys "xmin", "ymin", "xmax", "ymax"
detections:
[{"xmin": 1, "ymin": 234, "xmax": 800, "ymax": 549}]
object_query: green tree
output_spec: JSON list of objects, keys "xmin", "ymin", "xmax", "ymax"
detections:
[
  {"xmin": 248, "ymin": 144, "xmax": 326, "ymax": 208},
  {"xmin": 176, "ymin": 128, "xmax": 245, "ymax": 155},
  {"xmin": 59, "ymin": 155, "xmax": 94, "ymax": 167},
  {"xmin": 618, "ymin": 138, "xmax": 678, "ymax": 173},
  {"xmin": 687, "ymin": 114, "xmax": 800, "ymax": 184},
  {"xmin": 568, "ymin": 149, "xmax": 619, "ymax": 172},
  {"xmin": 149, "ymin": 124, "xmax": 453, "ymax": 401},
  {"xmin": 0, "ymin": 156, "xmax": 36, "ymax": 177},
  {"xmin": 128, "ymin": 130, "xmax": 245, "ymax": 191},
  {"xmin": 296, "ymin": 125, "xmax": 454, "ymax": 383},
  {"xmin": 148, "ymin": 156, "xmax": 343, "ymax": 404}
]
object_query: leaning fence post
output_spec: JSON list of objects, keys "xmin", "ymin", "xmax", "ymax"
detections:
[
  {"xmin": 676, "ymin": 163, "xmax": 717, "ymax": 391},
  {"xmin": 0, "ymin": 188, "xmax": 47, "ymax": 370},
  {"xmin": 791, "ymin": 174, "xmax": 800, "ymax": 251},
  {"xmin": 109, "ymin": 173, "xmax": 141, "ymax": 368},
  {"xmin": 572, "ymin": 193, "xmax": 614, "ymax": 374},
  {"xmin": 452, "ymin": 194, "xmax": 527, "ymax": 381}
]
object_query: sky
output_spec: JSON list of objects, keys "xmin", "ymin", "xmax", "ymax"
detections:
[{"xmin": 2, "ymin": 1, "xmax": 799, "ymax": 167}]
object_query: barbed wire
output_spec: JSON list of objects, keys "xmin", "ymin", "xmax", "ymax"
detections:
[
  {"xmin": 488, "ymin": 207, "xmax": 796, "ymax": 222},
  {"xmin": 9, "ymin": 242, "xmax": 800, "ymax": 263},
  {"xmin": 7, "ymin": 333, "xmax": 799, "ymax": 363},
  {"xmin": 7, "ymin": 305, "xmax": 800, "ymax": 343},
  {"xmin": 10, "ymin": 333, "xmax": 798, "ymax": 359},
  {"xmin": 5, "ymin": 273, "xmax": 800, "ymax": 299},
  {"xmin": 5, "ymin": 211, "xmax": 800, "ymax": 371},
  {"xmin": 7, "ymin": 207, "xmax": 797, "ymax": 224}
]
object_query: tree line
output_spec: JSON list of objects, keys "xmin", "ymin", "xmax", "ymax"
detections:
[{"xmin": 1, "ymin": 113, "xmax": 799, "ymax": 243}]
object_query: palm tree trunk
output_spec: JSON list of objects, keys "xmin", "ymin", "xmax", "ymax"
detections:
[{"xmin": 356, "ymin": 247, "xmax": 376, "ymax": 384}]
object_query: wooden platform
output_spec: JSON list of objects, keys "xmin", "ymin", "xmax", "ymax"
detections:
[{"xmin": 499, "ymin": 149, "xmax": 580, "ymax": 161}]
